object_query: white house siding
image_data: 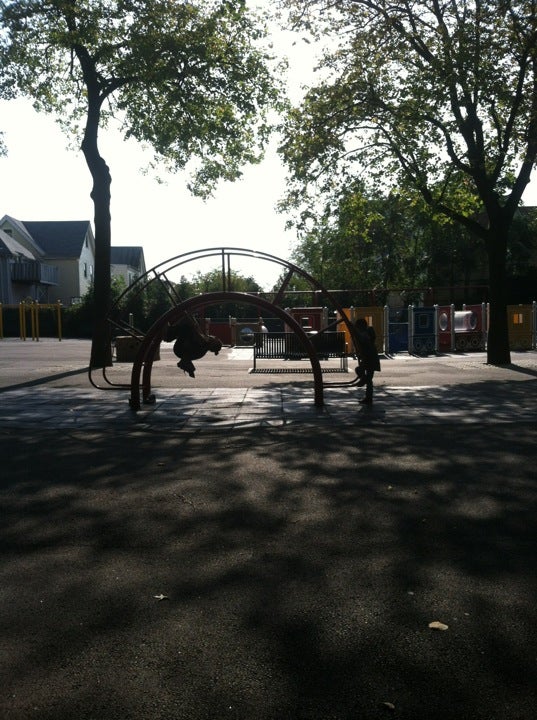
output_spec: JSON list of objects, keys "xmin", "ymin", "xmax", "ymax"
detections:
[
  {"xmin": 48, "ymin": 259, "xmax": 83, "ymax": 305},
  {"xmin": 111, "ymin": 264, "xmax": 137, "ymax": 287},
  {"xmin": 78, "ymin": 235, "xmax": 95, "ymax": 300}
]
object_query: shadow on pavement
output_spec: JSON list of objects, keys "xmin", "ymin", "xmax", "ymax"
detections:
[
  {"xmin": 1, "ymin": 418, "xmax": 536, "ymax": 719},
  {"xmin": 0, "ymin": 367, "xmax": 90, "ymax": 393}
]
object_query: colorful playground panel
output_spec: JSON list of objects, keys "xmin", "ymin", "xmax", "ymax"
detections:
[
  {"xmin": 338, "ymin": 307, "xmax": 385, "ymax": 354},
  {"xmin": 346, "ymin": 302, "xmax": 535, "ymax": 354},
  {"xmin": 507, "ymin": 303, "xmax": 536, "ymax": 350}
]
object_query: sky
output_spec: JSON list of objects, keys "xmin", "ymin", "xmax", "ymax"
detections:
[
  {"xmin": 0, "ymin": 97, "xmax": 298, "ymax": 289},
  {"xmin": 0, "ymin": 16, "xmax": 316, "ymax": 291},
  {"xmin": 1, "ymin": 11, "xmax": 537, "ymax": 292}
]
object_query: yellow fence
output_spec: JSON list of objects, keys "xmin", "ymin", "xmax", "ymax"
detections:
[{"xmin": 0, "ymin": 301, "xmax": 63, "ymax": 341}]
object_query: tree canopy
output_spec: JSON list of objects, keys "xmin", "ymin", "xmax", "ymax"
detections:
[
  {"xmin": 0, "ymin": 0, "xmax": 283, "ymax": 366},
  {"xmin": 284, "ymin": 171, "xmax": 498, "ymax": 288},
  {"xmin": 279, "ymin": 0, "xmax": 537, "ymax": 363}
]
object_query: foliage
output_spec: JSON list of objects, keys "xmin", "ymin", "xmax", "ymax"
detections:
[
  {"xmin": 187, "ymin": 267, "xmax": 265, "ymax": 318},
  {"xmin": 285, "ymin": 179, "xmax": 486, "ymax": 293},
  {"xmin": 279, "ymin": 0, "xmax": 537, "ymax": 363},
  {"xmin": 112, "ymin": 267, "xmax": 268, "ymax": 324},
  {"xmin": 507, "ymin": 207, "xmax": 537, "ymax": 276},
  {"xmin": 0, "ymin": 0, "xmax": 283, "ymax": 366},
  {"xmin": 1, "ymin": 0, "xmax": 283, "ymax": 195},
  {"xmin": 286, "ymin": 181, "xmax": 535, "ymax": 302},
  {"xmin": 63, "ymin": 275, "xmax": 127, "ymax": 338}
]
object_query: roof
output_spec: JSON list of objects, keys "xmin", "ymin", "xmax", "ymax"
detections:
[
  {"xmin": 111, "ymin": 246, "xmax": 145, "ymax": 268},
  {"xmin": 0, "ymin": 215, "xmax": 44, "ymax": 254},
  {"xmin": 0, "ymin": 228, "xmax": 35, "ymax": 259},
  {"xmin": 21, "ymin": 220, "xmax": 91, "ymax": 258}
]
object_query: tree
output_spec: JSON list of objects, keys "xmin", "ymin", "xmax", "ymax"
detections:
[
  {"xmin": 189, "ymin": 267, "xmax": 264, "ymax": 318},
  {"xmin": 0, "ymin": 0, "xmax": 282, "ymax": 367},
  {"xmin": 63, "ymin": 274, "xmax": 127, "ymax": 338},
  {"xmin": 285, "ymin": 179, "xmax": 485, "ymax": 296},
  {"xmin": 279, "ymin": 0, "xmax": 537, "ymax": 364}
]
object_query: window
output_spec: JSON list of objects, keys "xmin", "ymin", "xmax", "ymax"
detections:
[
  {"xmin": 513, "ymin": 313, "xmax": 524, "ymax": 325},
  {"xmin": 418, "ymin": 313, "xmax": 429, "ymax": 329},
  {"xmin": 83, "ymin": 262, "xmax": 88, "ymax": 278},
  {"xmin": 439, "ymin": 312, "xmax": 449, "ymax": 331}
]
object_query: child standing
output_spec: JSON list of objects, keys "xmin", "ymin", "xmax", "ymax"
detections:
[{"xmin": 355, "ymin": 318, "xmax": 381, "ymax": 405}]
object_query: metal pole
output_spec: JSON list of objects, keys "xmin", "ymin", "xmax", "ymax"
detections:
[
  {"xmin": 19, "ymin": 302, "xmax": 26, "ymax": 341},
  {"xmin": 57, "ymin": 302, "xmax": 63, "ymax": 341}
]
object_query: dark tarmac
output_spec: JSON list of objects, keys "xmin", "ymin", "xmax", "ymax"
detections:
[{"xmin": 1, "ymin": 339, "xmax": 536, "ymax": 719}]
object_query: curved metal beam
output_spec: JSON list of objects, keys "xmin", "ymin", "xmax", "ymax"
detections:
[{"xmin": 129, "ymin": 292, "xmax": 325, "ymax": 410}]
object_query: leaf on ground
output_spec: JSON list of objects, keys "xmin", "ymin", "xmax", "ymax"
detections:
[
  {"xmin": 428, "ymin": 620, "xmax": 448, "ymax": 630},
  {"xmin": 381, "ymin": 701, "xmax": 396, "ymax": 710}
]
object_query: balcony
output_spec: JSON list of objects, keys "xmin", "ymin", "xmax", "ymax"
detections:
[{"xmin": 11, "ymin": 260, "xmax": 58, "ymax": 285}]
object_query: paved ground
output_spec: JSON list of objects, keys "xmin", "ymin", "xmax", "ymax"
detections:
[
  {"xmin": 1, "ymin": 339, "xmax": 536, "ymax": 719},
  {"xmin": 1, "ymin": 339, "xmax": 536, "ymax": 429}
]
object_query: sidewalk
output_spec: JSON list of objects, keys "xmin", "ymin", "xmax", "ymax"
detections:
[{"xmin": 0, "ymin": 339, "xmax": 536, "ymax": 429}]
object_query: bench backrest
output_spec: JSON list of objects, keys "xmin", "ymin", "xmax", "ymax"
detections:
[{"xmin": 253, "ymin": 332, "xmax": 347, "ymax": 357}]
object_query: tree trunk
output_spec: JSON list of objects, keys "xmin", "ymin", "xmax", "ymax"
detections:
[
  {"xmin": 486, "ymin": 228, "xmax": 511, "ymax": 365},
  {"xmin": 82, "ymin": 108, "xmax": 113, "ymax": 369}
]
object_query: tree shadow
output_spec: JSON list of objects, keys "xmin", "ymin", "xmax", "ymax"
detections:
[{"xmin": 0, "ymin": 389, "xmax": 536, "ymax": 719}]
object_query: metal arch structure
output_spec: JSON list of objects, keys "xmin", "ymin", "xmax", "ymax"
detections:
[
  {"xmin": 97, "ymin": 246, "xmax": 361, "ymax": 409},
  {"xmin": 129, "ymin": 292, "xmax": 326, "ymax": 410}
]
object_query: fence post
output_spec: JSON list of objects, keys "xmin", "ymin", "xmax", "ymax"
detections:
[
  {"xmin": 32, "ymin": 302, "xmax": 40, "ymax": 341},
  {"xmin": 19, "ymin": 302, "xmax": 26, "ymax": 340},
  {"xmin": 434, "ymin": 304, "xmax": 439, "ymax": 353},
  {"xmin": 384, "ymin": 305, "xmax": 390, "ymax": 355},
  {"xmin": 408, "ymin": 304, "xmax": 413, "ymax": 354},
  {"xmin": 57, "ymin": 302, "xmax": 63, "ymax": 341}
]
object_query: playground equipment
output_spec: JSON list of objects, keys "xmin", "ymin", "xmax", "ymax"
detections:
[
  {"xmin": 385, "ymin": 303, "xmax": 488, "ymax": 354},
  {"xmin": 338, "ymin": 301, "xmax": 534, "ymax": 355},
  {"xmin": 337, "ymin": 307, "xmax": 386, "ymax": 355},
  {"xmin": 507, "ymin": 302, "xmax": 536, "ymax": 350},
  {"xmin": 0, "ymin": 301, "xmax": 63, "ymax": 341},
  {"xmin": 91, "ymin": 247, "xmax": 361, "ymax": 409},
  {"xmin": 88, "ymin": 245, "xmax": 536, "ymax": 412}
]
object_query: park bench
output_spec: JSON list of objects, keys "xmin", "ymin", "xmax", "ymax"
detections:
[{"xmin": 251, "ymin": 331, "xmax": 348, "ymax": 373}]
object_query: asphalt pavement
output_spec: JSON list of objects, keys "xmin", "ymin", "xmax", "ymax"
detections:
[{"xmin": 1, "ymin": 339, "xmax": 536, "ymax": 719}]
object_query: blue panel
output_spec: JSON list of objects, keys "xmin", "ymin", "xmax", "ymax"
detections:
[
  {"xmin": 413, "ymin": 307, "xmax": 436, "ymax": 335},
  {"xmin": 411, "ymin": 307, "xmax": 436, "ymax": 354},
  {"xmin": 389, "ymin": 322, "xmax": 409, "ymax": 352}
]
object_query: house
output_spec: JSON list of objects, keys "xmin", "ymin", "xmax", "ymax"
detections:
[
  {"xmin": 0, "ymin": 227, "xmax": 50, "ymax": 304},
  {"xmin": 0, "ymin": 215, "xmax": 95, "ymax": 305},
  {"xmin": 111, "ymin": 246, "xmax": 146, "ymax": 288},
  {"xmin": 0, "ymin": 216, "xmax": 147, "ymax": 306}
]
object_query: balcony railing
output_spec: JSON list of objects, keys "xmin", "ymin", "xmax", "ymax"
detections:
[{"xmin": 11, "ymin": 260, "xmax": 58, "ymax": 285}]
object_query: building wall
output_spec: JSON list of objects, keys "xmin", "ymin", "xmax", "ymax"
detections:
[
  {"xmin": 48, "ymin": 259, "xmax": 80, "ymax": 304},
  {"xmin": 111, "ymin": 263, "xmax": 139, "ymax": 287},
  {"xmin": 1, "ymin": 218, "xmax": 143, "ymax": 305},
  {"xmin": 78, "ymin": 235, "xmax": 95, "ymax": 299},
  {"xmin": 0, "ymin": 257, "xmax": 14, "ymax": 303}
]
